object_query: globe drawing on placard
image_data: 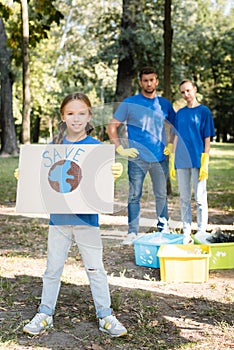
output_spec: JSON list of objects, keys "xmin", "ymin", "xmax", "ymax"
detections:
[{"xmin": 48, "ymin": 160, "xmax": 82, "ymax": 193}]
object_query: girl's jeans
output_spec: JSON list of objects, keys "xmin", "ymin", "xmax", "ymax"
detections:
[
  {"xmin": 177, "ymin": 168, "xmax": 208, "ymax": 235},
  {"xmin": 127, "ymin": 157, "xmax": 169, "ymax": 234},
  {"xmin": 39, "ymin": 225, "xmax": 112, "ymax": 319}
]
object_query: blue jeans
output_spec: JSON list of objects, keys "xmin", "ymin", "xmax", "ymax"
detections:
[
  {"xmin": 177, "ymin": 168, "xmax": 208, "ymax": 235},
  {"xmin": 127, "ymin": 157, "xmax": 169, "ymax": 234},
  {"xmin": 39, "ymin": 225, "xmax": 112, "ymax": 318}
]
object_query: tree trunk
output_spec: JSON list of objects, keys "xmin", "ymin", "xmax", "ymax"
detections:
[
  {"xmin": 32, "ymin": 116, "xmax": 41, "ymax": 143},
  {"xmin": 0, "ymin": 18, "xmax": 19, "ymax": 156},
  {"xmin": 163, "ymin": 0, "xmax": 173, "ymax": 100},
  {"xmin": 163, "ymin": 0, "xmax": 173, "ymax": 194},
  {"xmin": 114, "ymin": 0, "xmax": 136, "ymax": 104},
  {"xmin": 114, "ymin": 0, "xmax": 137, "ymax": 146},
  {"xmin": 21, "ymin": 0, "xmax": 31, "ymax": 144}
]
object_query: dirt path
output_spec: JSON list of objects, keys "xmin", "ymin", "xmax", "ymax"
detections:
[{"xmin": 0, "ymin": 205, "xmax": 233, "ymax": 350}]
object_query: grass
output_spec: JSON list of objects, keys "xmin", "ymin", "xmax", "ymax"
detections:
[
  {"xmin": 116, "ymin": 142, "xmax": 234, "ymax": 212},
  {"xmin": 0, "ymin": 143, "xmax": 233, "ymax": 212}
]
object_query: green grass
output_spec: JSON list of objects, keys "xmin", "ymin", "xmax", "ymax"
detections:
[
  {"xmin": 0, "ymin": 156, "xmax": 19, "ymax": 204},
  {"xmin": 0, "ymin": 143, "xmax": 234, "ymax": 212}
]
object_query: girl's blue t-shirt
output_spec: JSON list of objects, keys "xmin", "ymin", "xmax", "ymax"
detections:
[
  {"xmin": 174, "ymin": 105, "xmax": 215, "ymax": 168},
  {"xmin": 114, "ymin": 94, "xmax": 175, "ymax": 162},
  {"xmin": 49, "ymin": 135, "xmax": 101, "ymax": 227}
]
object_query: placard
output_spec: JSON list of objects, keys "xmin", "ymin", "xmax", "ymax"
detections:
[{"xmin": 16, "ymin": 144, "xmax": 115, "ymax": 214}]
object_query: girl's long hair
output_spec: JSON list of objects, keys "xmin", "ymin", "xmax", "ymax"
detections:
[{"xmin": 52, "ymin": 92, "xmax": 94, "ymax": 144}]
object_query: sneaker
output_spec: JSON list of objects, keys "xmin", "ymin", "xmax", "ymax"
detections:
[
  {"xmin": 23, "ymin": 313, "xmax": 53, "ymax": 335},
  {"xmin": 121, "ymin": 232, "xmax": 137, "ymax": 245},
  {"xmin": 99, "ymin": 315, "xmax": 127, "ymax": 337},
  {"xmin": 193, "ymin": 231, "xmax": 211, "ymax": 244},
  {"xmin": 157, "ymin": 218, "xmax": 170, "ymax": 233},
  {"xmin": 183, "ymin": 235, "xmax": 194, "ymax": 244}
]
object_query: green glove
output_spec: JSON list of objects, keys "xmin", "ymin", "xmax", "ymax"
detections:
[
  {"xmin": 164, "ymin": 143, "xmax": 173, "ymax": 156},
  {"xmin": 116, "ymin": 145, "xmax": 139, "ymax": 158},
  {"xmin": 112, "ymin": 162, "xmax": 123, "ymax": 180},
  {"xmin": 169, "ymin": 154, "xmax": 176, "ymax": 181},
  {"xmin": 199, "ymin": 153, "xmax": 209, "ymax": 181}
]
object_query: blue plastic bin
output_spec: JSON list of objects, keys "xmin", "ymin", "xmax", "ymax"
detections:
[{"xmin": 134, "ymin": 232, "xmax": 184, "ymax": 268}]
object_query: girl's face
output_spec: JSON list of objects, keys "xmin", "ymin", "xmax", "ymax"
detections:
[{"xmin": 61, "ymin": 99, "xmax": 91, "ymax": 138}]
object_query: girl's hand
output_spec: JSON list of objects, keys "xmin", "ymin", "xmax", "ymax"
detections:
[
  {"xmin": 111, "ymin": 162, "xmax": 123, "ymax": 180},
  {"xmin": 14, "ymin": 168, "xmax": 19, "ymax": 180}
]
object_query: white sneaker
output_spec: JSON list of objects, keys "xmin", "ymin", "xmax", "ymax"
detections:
[
  {"xmin": 121, "ymin": 232, "xmax": 137, "ymax": 245},
  {"xmin": 99, "ymin": 315, "xmax": 127, "ymax": 337},
  {"xmin": 23, "ymin": 313, "xmax": 53, "ymax": 335},
  {"xmin": 183, "ymin": 235, "xmax": 194, "ymax": 244},
  {"xmin": 194, "ymin": 231, "xmax": 211, "ymax": 244}
]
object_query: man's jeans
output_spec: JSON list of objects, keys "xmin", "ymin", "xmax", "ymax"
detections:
[
  {"xmin": 39, "ymin": 225, "xmax": 112, "ymax": 318},
  {"xmin": 127, "ymin": 157, "xmax": 169, "ymax": 234},
  {"xmin": 177, "ymin": 168, "xmax": 208, "ymax": 235}
]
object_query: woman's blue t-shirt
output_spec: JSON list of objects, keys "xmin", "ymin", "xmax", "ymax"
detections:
[
  {"xmin": 174, "ymin": 105, "xmax": 215, "ymax": 168},
  {"xmin": 49, "ymin": 135, "xmax": 101, "ymax": 226}
]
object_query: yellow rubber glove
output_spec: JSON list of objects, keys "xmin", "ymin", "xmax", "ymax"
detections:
[
  {"xmin": 14, "ymin": 168, "xmax": 19, "ymax": 180},
  {"xmin": 164, "ymin": 143, "xmax": 173, "ymax": 156},
  {"xmin": 112, "ymin": 162, "xmax": 123, "ymax": 180},
  {"xmin": 116, "ymin": 145, "xmax": 139, "ymax": 158},
  {"xmin": 169, "ymin": 154, "xmax": 176, "ymax": 181},
  {"xmin": 199, "ymin": 153, "xmax": 209, "ymax": 181}
]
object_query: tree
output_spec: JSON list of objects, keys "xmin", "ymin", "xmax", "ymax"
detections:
[
  {"xmin": 163, "ymin": 0, "xmax": 173, "ymax": 100},
  {"xmin": 0, "ymin": 18, "xmax": 18, "ymax": 155},
  {"xmin": 21, "ymin": 0, "xmax": 30, "ymax": 144}
]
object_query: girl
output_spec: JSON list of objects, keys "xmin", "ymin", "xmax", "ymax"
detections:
[{"xmin": 23, "ymin": 92, "xmax": 127, "ymax": 337}]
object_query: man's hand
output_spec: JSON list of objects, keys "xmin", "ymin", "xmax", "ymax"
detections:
[
  {"xmin": 164, "ymin": 143, "xmax": 173, "ymax": 156},
  {"xmin": 112, "ymin": 162, "xmax": 123, "ymax": 180},
  {"xmin": 169, "ymin": 154, "xmax": 176, "ymax": 181},
  {"xmin": 116, "ymin": 145, "xmax": 139, "ymax": 158},
  {"xmin": 199, "ymin": 153, "xmax": 209, "ymax": 181}
]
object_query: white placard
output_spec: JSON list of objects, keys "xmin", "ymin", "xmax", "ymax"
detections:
[{"xmin": 16, "ymin": 144, "xmax": 115, "ymax": 214}]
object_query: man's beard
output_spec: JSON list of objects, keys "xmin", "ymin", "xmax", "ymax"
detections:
[{"xmin": 143, "ymin": 88, "xmax": 155, "ymax": 95}]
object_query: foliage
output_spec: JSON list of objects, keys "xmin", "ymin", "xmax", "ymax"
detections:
[{"xmin": 0, "ymin": 0, "xmax": 234, "ymax": 141}]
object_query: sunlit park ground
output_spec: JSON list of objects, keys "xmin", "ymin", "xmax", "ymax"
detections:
[{"xmin": 0, "ymin": 142, "xmax": 233, "ymax": 349}]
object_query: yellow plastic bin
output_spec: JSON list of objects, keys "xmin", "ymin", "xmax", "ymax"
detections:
[{"xmin": 157, "ymin": 244, "xmax": 211, "ymax": 283}]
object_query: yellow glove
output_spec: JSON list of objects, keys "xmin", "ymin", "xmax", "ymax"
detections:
[
  {"xmin": 112, "ymin": 162, "xmax": 123, "ymax": 180},
  {"xmin": 116, "ymin": 145, "xmax": 139, "ymax": 158},
  {"xmin": 164, "ymin": 143, "xmax": 173, "ymax": 156},
  {"xmin": 199, "ymin": 153, "xmax": 209, "ymax": 181},
  {"xmin": 14, "ymin": 168, "xmax": 19, "ymax": 180},
  {"xmin": 169, "ymin": 154, "xmax": 176, "ymax": 181}
]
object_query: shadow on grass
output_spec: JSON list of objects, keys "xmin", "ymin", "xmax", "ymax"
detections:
[{"xmin": 0, "ymin": 273, "xmax": 233, "ymax": 350}]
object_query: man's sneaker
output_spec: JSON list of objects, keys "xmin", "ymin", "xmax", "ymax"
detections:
[
  {"xmin": 121, "ymin": 232, "xmax": 137, "ymax": 245},
  {"xmin": 183, "ymin": 235, "xmax": 194, "ymax": 244},
  {"xmin": 157, "ymin": 217, "xmax": 170, "ymax": 233},
  {"xmin": 99, "ymin": 315, "xmax": 127, "ymax": 337},
  {"xmin": 23, "ymin": 313, "xmax": 53, "ymax": 335},
  {"xmin": 193, "ymin": 231, "xmax": 211, "ymax": 244}
]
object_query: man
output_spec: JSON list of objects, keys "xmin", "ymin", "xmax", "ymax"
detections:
[
  {"xmin": 107, "ymin": 66, "xmax": 175, "ymax": 245},
  {"xmin": 169, "ymin": 80, "xmax": 215, "ymax": 244}
]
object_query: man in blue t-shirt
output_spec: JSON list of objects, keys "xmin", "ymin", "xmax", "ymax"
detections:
[
  {"xmin": 169, "ymin": 80, "xmax": 215, "ymax": 244},
  {"xmin": 107, "ymin": 67, "xmax": 175, "ymax": 245}
]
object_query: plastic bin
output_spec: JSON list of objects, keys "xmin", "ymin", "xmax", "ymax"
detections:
[
  {"xmin": 193, "ymin": 236, "xmax": 234, "ymax": 270},
  {"xmin": 134, "ymin": 232, "xmax": 184, "ymax": 268},
  {"xmin": 157, "ymin": 244, "xmax": 211, "ymax": 283}
]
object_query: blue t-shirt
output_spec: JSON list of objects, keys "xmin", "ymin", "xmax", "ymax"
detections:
[
  {"xmin": 174, "ymin": 105, "xmax": 215, "ymax": 168},
  {"xmin": 49, "ymin": 135, "xmax": 101, "ymax": 226},
  {"xmin": 114, "ymin": 94, "xmax": 175, "ymax": 162}
]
